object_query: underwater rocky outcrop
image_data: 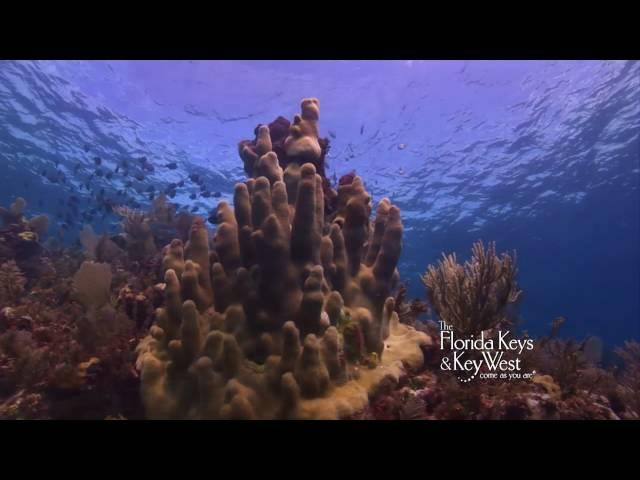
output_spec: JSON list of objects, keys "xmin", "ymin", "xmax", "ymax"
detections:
[{"xmin": 135, "ymin": 98, "xmax": 430, "ymax": 419}]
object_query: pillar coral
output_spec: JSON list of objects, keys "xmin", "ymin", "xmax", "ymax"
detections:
[
  {"xmin": 136, "ymin": 99, "xmax": 430, "ymax": 419},
  {"xmin": 238, "ymin": 98, "xmax": 334, "ymax": 209}
]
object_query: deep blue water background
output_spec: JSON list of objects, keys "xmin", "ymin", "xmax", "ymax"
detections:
[{"xmin": 0, "ymin": 60, "xmax": 638, "ymax": 346}]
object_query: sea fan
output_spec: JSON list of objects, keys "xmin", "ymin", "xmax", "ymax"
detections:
[
  {"xmin": 422, "ymin": 240, "xmax": 521, "ymax": 335},
  {"xmin": 72, "ymin": 261, "xmax": 112, "ymax": 311}
]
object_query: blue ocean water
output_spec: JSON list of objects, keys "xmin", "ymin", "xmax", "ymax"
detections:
[{"xmin": 0, "ymin": 60, "xmax": 638, "ymax": 347}]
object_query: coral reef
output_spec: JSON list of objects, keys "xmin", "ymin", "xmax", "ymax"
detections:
[
  {"xmin": 514, "ymin": 317, "xmax": 625, "ymax": 413},
  {"xmin": 616, "ymin": 341, "xmax": 640, "ymax": 394},
  {"xmin": 525, "ymin": 336, "xmax": 590, "ymax": 395},
  {"xmin": 114, "ymin": 206, "xmax": 157, "ymax": 260},
  {"xmin": 238, "ymin": 98, "xmax": 335, "ymax": 213},
  {"xmin": 239, "ymin": 99, "xmax": 330, "ymax": 180},
  {"xmin": 116, "ymin": 283, "xmax": 163, "ymax": 330},
  {"xmin": 345, "ymin": 305, "xmax": 638, "ymax": 420},
  {"xmin": 350, "ymin": 365, "xmax": 622, "ymax": 420},
  {"xmin": 112, "ymin": 195, "xmax": 193, "ymax": 261},
  {"xmin": 70, "ymin": 260, "xmax": 138, "ymax": 354},
  {"xmin": 1, "ymin": 98, "xmax": 639, "ymax": 422},
  {"xmin": 422, "ymin": 241, "xmax": 522, "ymax": 335},
  {"xmin": 394, "ymin": 282, "xmax": 428, "ymax": 326},
  {"xmin": 137, "ymin": 180, "xmax": 428, "ymax": 418},
  {"xmin": 148, "ymin": 194, "xmax": 193, "ymax": 245},
  {"xmin": 0, "ymin": 197, "xmax": 49, "ymax": 282},
  {"xmin": 0, "ymin": 266, "xmax": 144, "ymax": 420},
  {"xmin": 343, "ymin": 240, "xmax": 638, "ymax": 421},
  {"xmin": 72, "ymin": 261, "xmax": 113, "ymax": 312},
  {"xmin": 79, "ymin": 225, "xmax": 123, "ymax": 262},
  {"xmin": 0, "ymin": 197, "xmax": 49, "ymax": 237},
  {"xmin": 0, "ymin": 260, "xmax": 27, "ymax": 307},
  {"xmin": 611, "ymin": 341, "xmax": 640, "ymax": 418},
  {"xmin": 136, "ymin": 98, "xmax": 430, "ymax": 419}
]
